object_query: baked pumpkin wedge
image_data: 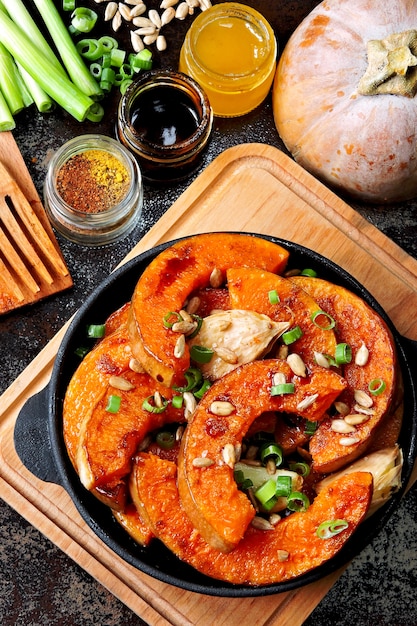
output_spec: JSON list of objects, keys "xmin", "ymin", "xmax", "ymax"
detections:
[
  {"xmin": 177, "ymin": 359, "xmax": 347, "ymax": 552},
  {"xmin": 128, "ymin": 233, "xmax": 289, "ymax": 387},
  {"xmin": 113, "ymin": 503, "xmax": 154, "ymax": 547},
  {"xmin": 291, "ymin": 276, "xmax": 397, "ymax": 473},
  {"xmin": 63, "ymin": 320, "xmax": 184, "ymax": 507},
  {"xmin": 227, "ymin": 267, "xmax": 337, "ymax": 366},
  {"xmin": 132, "ymin": 453, "xmax": 373, "ymax": 585}
]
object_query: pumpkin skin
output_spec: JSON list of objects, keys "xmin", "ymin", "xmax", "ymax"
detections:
[{"xmin": 273, "ymin": 0, "xmax": 417, "ymax": 203}]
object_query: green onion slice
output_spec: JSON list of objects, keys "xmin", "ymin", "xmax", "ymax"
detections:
[
  {"xmin": 260, "ymin": 442, "xmax": 283, "ymax": 467},
  {"xmin": 255, "ymin": 479, "xmax": 278, "ymax": 510},
  {"xmin": 300, "ymin": 268, "xmax": 317, "ymax": 277},
  {"xmin": 173, "ymin": 367, "xmax": 203, "ymax": 393},
  {"xmin": 142, "ymin": 395, "xmax": 169, "ymax": 414},
  {"xmin": 275, "ymin": 475, "xmax": 292, "ymax": 497},
  {"xmin": 99, "ymin": 36, "xmax": 118, "ymax": 51},
  {"xmin": 287, "ymin": 491, "xmax": 310, "ymax": 512},
  {"xmin": 234, "ymin": 469, "xmax": 253, "ymax": 491},
  {"xmin": 304, "ymin": 420, "xmax": 318, "ymax": 436},
  {"xmin": 76, "ymin": 38, "xmax": 104, "ymax": 61},
  {"xmin": 163, "ymin": 311, "xmax": 182, "ymax": 328},
  {"xmin": 289, "ymin": 461, "xmax": 311, "ymax": 477},
  {"xmin": 190, "ymin": 345, "xmax": 214, "ymax": 364},
  {"xmin": 194, "ymin": 378, "xmax": 212, "ymax": 399},
  {"xmin": 335, "ymin": 342, "xmax": 352, "ymax": 365},
  {"xmin": 282, "ymin": 325, "xmax": 303, "ymax": 345},
  {"xmin": 271, "ymin": 382, "xmax": 295, "ymax": 396},
  {"xmin": 87, "ymin": 323, "xmax": 105, "ymax": 338},
  {"xmin": 86, "ymin": 102, "xmax": 104, "ymax": 123},
  {"xmin": 171, "ymin": 394, "xmax": 184, "ymax": 409},
  {"xmin": 187, "ymin": 314, "xmax": 203, "ymax": 339},
  {"xmin": 268, "ymin": 289, "xmax": 280, "ymax": 304},
  {"xmin": 131, "ymin": 48, "xmax": 153, "ymax": 70},
  {"xmin": 106, "ymin": 394, "xmax": 121, "ymax": 413},
  {"xmin": 311, "ymin": 310, "xmax": 336, "ymax": 331},
  {"xmin": 71, "ymin": 7, "xmax": 98, "ymax": 33},
  {"xmin": 368, "ymin": 378, "xmax": 386, "ymax": 395},
  {"xmin": 74, "ymin": 346, "xmax": 90, "ymax": 358},
  {"xmin": 155, "ymin": 431, "xmax": 175, "ymax": 450},
  {"xmin": 316, "ymin": 519, "xmax": 349, "ymax": 539}
]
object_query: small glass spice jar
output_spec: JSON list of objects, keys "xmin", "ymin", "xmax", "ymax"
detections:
[
  {"xmin": 116, "ymin": 70, "xmax": 213, "ymax": 184},
  {"xmin": 44, "ymin": 134, "xmax": 143, "ymax": 246},
  {"xmin": 179, "ymin": 3, "xmax": 277, "ymax": 117}
]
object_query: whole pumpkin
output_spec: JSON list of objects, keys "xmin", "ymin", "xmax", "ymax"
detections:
[{"xmin": 272, "ymin": 0, "xmax": 417, "ymax": 203}]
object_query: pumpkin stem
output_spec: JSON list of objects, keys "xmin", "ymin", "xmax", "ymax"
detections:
[{"xmin": 358, "ymin": 30, "xmax": 417, "ymax": 97}]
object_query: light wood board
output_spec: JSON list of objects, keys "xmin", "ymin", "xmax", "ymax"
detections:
[{"xmin": 1, "ymin": 143, "xmax": 417, "ymax": 625}]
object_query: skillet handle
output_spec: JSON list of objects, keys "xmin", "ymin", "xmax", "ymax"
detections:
[{"xmin": 14, "ymin": 385, "xmax": 63, "ymax": 485}]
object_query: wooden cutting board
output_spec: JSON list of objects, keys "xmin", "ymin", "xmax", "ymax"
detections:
[{"xmin": 2, "ymin": 143, "xmax": 417, "ymax": 626}]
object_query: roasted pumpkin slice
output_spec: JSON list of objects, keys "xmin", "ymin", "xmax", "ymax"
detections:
[
  {"xmin": 63, "ymin": 321, "xmax": 183, "ymax": 504},
  {"xmin": 113, "ymin": 503, "xmax": 154, "ymax": 547},
  {"xmin": 128, "ymin": 233, "xmax": 289, "ymax": 387},
  {"xmin": 177, "ymin": 359, "xmax": 347, "ymax": 552},
  {"xmin": 227, "ymin": 267, "xmax": 337, "ymax": 366},
  {"xmin": 132, "ymin": 453, "xmax": 372, "ymax": 585},
  {"xmin": 292, "ymin": 276, "xmax": 397, "ymax": 473}
]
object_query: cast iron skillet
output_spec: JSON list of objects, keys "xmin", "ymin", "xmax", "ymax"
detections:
[{"xmin": 15, "ymin": 233, "xmax": 417, "ymax": 597}]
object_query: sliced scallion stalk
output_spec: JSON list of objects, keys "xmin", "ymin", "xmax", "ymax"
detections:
[
  {"xmin": 311, "ymin": 310, "xmax": 336, "ymax": 331},
  {"xmin": 335, "ymin": 342, "xmax": 352, "ymax": 365},
  {"xmin": 87, "ymin": 324, "xmax": 106, "ymax": 339},
  {"xmin": 190, "ymin": 345, "xmax": 214, "ymax": 364},
  {"xmin": 71, "ymin": 7, "xmax": 98, "ymax": 33},
  {"xmin": 300, "ymin": 268, "xmax": 317, "ymax": 277},
  {"xmin": 142, "ymin": 395, "xmax": 169, "ymax": 414},
  {"xmin": 289, "ymin": 461, "xmax": 311, "ymax": 477},
  {"xmin": 271, "ymin": 382, "xmax": 295, "ymax": 396},
  {"xmin": 76, "ymin": 39, "xmax": 104, "ymax": 61},
  {"xmin": 275, "ymin": 475, "xmax": 292, "ymax": 497},
  {"xmin": 368, "ymin": 378, "xmax": 386, "ymax": 395},
  {"xmin": 282, "ymin": 325, "xmax": 303, "ymax": 345},
  {"xmin": 155, "ymin": 430, "xmax": 175, "ymax": 450},
  {"xmin": 287, "ymin": 491, "xmax": 310, "ymax": 512},
  {"xmin": 106, "ymin": 394, "xmax": 121, "ymax": 413},
  {"xmin": 194, "ymin": 378, "xmax": 211, "ymax": 399},
  {"xmin": 316, "ymin": 519, "xmax": 348, "ymax": 539},
  {"xmin": 268, "ymin": 289, "xmax": 280, "ymax": 304},
  {"xmin": 260, "ymin": 442, "xmax": 283, "ymax": 467}
]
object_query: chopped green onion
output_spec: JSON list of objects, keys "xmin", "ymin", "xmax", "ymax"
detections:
[
  {"xmin": 316, "ymin": 519, "xmax": 348, "ymax": 539},
  {"xmin": 130, "ymin": 48, "xmax": 153, "ymax": 71},
  {"xmin": 304, "ymin": 420, "xmax": 318, "ymax": 435},
  {"xmin": 335, "ymin": 342, "xmax": 352, "ymax": 365},
  {"xmin": 300, "ymin": 268, "xmax": 317, "ymax": 277},
  {"xmin": 86, "ymin": 101, "xmax": 104, "ymax": 122},
  {"xmin": 260, "ymin": 442, "xmax": 283, "ymax": 467},
  {"xmin": 234, "ymin": 469, "xmax": 253, "ymax": 491},
  {"xmin": 156, "ymin": 431, "xmax": 175, "ymax": 450},
  {"xmin": 190, "ymin": 345, "xmax": 214, "ymax": 364},
  {"xmin": 120, "ymin": 79, "xmax": 133, "ymax": 94},
  {"xmin": 74, "ymin": 346, "xmax": 90, "ymax": 359},
  {"xmin": 194, "ymin": 378, "xmax": 212, "ymax": 399},
  {"xmin": 188, "ymin": 314, "xmax": 203, "ymax": 339},
  {"xmin": 268, "ymin": 289, "xmax": 280, "ymax": 304},
  {"xmin": 63, "ymin": 0, "xmax": 75, "ymax": 11},
  {"xmin": 289, "ymin": 461, "xmax": 311, "ymax": 477},
  {"xmin": 142, "ymin": 394, "xmax": 169, "ymax": 414},
  {"xmin": 71, "ymin": 7, "xmax": 98, "ymax": 33},
  {"xmin": 275, "ymin": 475, "xmax": 292, "ymax": 497},
  {"xmin": 172, "ymin": 394, "xmax": 184, "ymax": 409},
  {"xmin": 311, "ymin": 310, "xmax": 336, "ymax": 331},
  {"xmin": 287, "ymin": 491, "xmax": 310, "ymax": 512},
  {"xmin": 106, "ymin": 394, "xmax": 121, "ymax": 413},
  {"xmin": 173, "ymin": 367, "xmax": 203, "ymax": 392},
  {"xmin": 271, "ymin": 382, "xmax": 295, "ymax": 396},
  {"xmin": 255, "ymin": 479, "xmax": 278, "ymax": 510},
  {"xmin": 99, "ymin": 36, "xmax": 118, "ymax": 51},
  {"xmin": 0, "ymin": 42, "xmax": 25, "ymax": 115},
  {"xmin": 282, "ymin": 325, "xmax": 303, "ymax": 345},
  {"xmin": 110, "ymin": 47, "xmax": 126, "ymax": 68},
  {"xmin": 87, "ymin": 324, "xmax": 105, "ymax": 338},
  {"xmin": 32, "ymin": 0, "xmax": 103, "ymax": 98},
  {"xmin": 76, "ymin": 39, "xmax": 104, "ymax": 61},
  {"xmin": 89, "ymin": 63, "xmax": 102, "ymax": 79},
  {"xmin": 120, "ymin": 63, "xmax": 134, "ymax": 78},
  {"xmin": 163, "ymin": 311, "xmax": 182, "ymax": 328},
  {"xmin": 368, "ymin": 378, "xmax": 386, "ymax": 395}
]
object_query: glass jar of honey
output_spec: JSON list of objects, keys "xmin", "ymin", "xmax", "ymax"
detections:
[
  {"xmin": 179, "ymin": 3, "xmax": 277, "ymax": 117},
  {"xmin": 117, "ymin": 70, "xmax": 213, "ymax": 184}
]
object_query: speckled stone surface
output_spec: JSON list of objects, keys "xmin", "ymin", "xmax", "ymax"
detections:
[{"xmin": 2, "ymin": 2, "xmax": 417, "ymax": 625}]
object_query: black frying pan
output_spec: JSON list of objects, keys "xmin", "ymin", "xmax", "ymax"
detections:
[{"xmin": 14, "ymin": 233, "xmax": 417, "ymax": 597}]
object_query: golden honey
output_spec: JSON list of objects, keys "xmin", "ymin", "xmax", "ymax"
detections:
[{"xmin": 179, "ymin": 3, "xmax": 277, "ymax": 117}]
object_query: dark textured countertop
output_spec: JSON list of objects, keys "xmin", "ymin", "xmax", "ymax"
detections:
[{"xmin": 1, "ymin": 1, "xmax": 417, "ymax": 625}]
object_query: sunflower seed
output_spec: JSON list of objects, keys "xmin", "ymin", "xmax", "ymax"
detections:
[
  {"xmin": 334, "ymin": 401, "xmax": 350, "ymax": 416},
  {"xmin": 174, "ymin": 334, "xmax": 185, "ymax": 358},
  {"xmin": 135, "ymin": 25, "xmax": 157, "ymax": 36},
  {"xmin": 251, "ymin": 516, "xmax": 274, "ymax": 531},
  {"xmin": 339, "ymin": 436, "xmax": 361, "ymax": 446},
  {"xmin": 175, "ymin": 1, "xmax": 189, "ymax": 18},
  {"xmin": 272, "ymin": 372, "xmax": 286, "ymax": 386},
  {"xmin": 130, "ymin": 3, "xmax": 147, "ymax": 16},
  {"xmin": 314, "ymin": 351, "xmax": 330, "ymax": 368},
  {"xmin": 331, "ymin": 419, "xmax": 356, "ymax": 434},
  {"xmin": 185, "ymin": 295, "xmax": 200, "ymax": 315},
  {"xmin": 148, "ymin": 8, "xmax": 162, "ymax": 28},
  {"xmin": 105, "ymin": 2, "xmax": 118, "ymax": 20},
  {"xmin": 132, "ymin": 16, "xmax": 154, "ymax": 27},
  {"xmin": 130, "ymin": 31, "xmax": 144, "ymax": 52},
  {"xmin": 112, "ymin": 10, "xmax": 122, "ymax": 30},
  {"xmin": 277, "ymin": 550, "xmax": 289, "ymax": 562},
  {"xmin": 156, "ymin": 34, "xmax": 167, "ymax": 51},
  {"xmin": 222, "ymin": 443, "xmax": 236, "ymax": 468},
  {"xmin": 355, "ymin": 342, "xmax": 369, "ymax": 366},
  {"xmin": 192, "ymin": 457, "xmax": 214, "ymax": 467},
  {"xmin": 287, "ymin": 353, "xmax": 307, "ymax": 377},
  {"xmin": 160, "ymin": 0, "xmax": 178, "ymax": 7},
  {"xmin": 109, "ymin": 375, "xmax": 135, "ymax": 391},
  {"xmin": 129, "ymin": 357, "xmax": 145, "ymax": 373},
  {"xmin": 209, "ymin": 267, "xmax": 223, "ymax": 288},
  {"xmin": 143, "ymin": 33, "xmax": 158, "ymax": 45},
  {"xmin": 119, "ymin": 2, "xmax": 132, "ymax": 20},
  {"xmin": 183, "ymin": 391, "xmax": 197, "ymax": 418},
  {"xmin": 344, "ymin": 413, "xmax": 370, "ymax": 425},
  {"xmin": 210, "ymin": 400, "xmax": 235, "ymax": 416},
  {"xmin": 297, "ymin": 393, "xmax": 318, "ymax": 411},
  {"xmin": 354, "ymin": 389, "xmax": 373, "ymax": 408}
]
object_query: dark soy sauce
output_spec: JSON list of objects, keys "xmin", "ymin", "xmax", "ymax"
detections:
[{"xmin": 130, "ymin": 85, "xmax": 200, "ymax": 146}]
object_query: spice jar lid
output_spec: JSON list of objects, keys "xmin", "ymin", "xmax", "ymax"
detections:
[{"xmin": 44, "ymin": 134, "xmax": 143, "ymax": 246}]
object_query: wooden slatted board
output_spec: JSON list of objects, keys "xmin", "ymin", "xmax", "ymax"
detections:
[{"xmin": 1, "ymin": 143, "xmax": 417, "ymax": 626}]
